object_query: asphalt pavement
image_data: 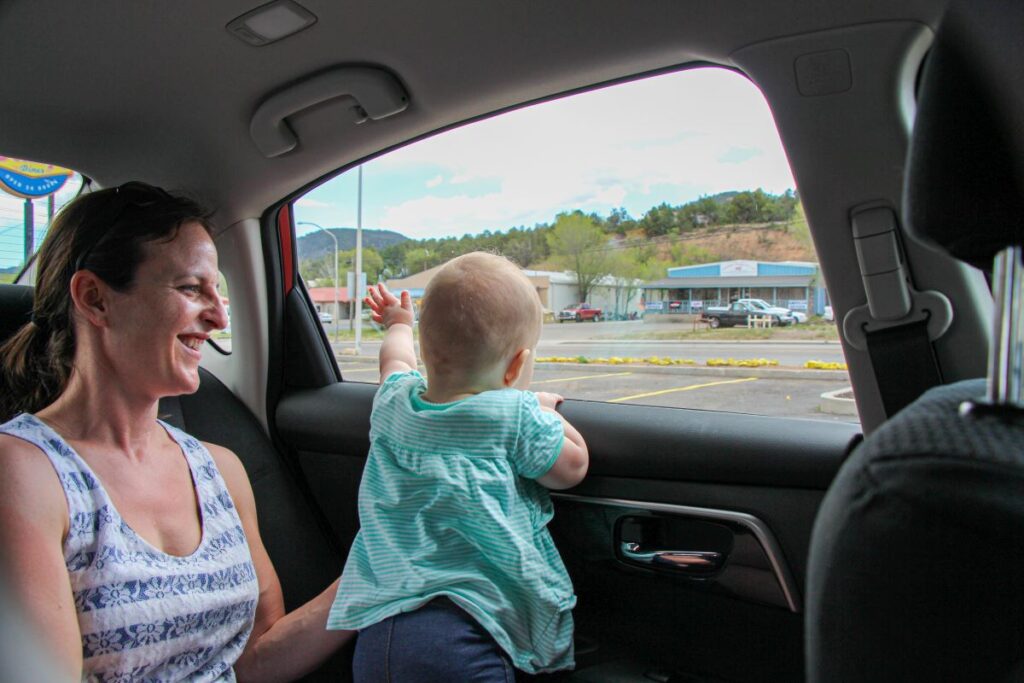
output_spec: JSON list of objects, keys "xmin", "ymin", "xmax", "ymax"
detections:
[{"xmin": 328, "ymin": 319, "xmax": 859, "ymax": 424}]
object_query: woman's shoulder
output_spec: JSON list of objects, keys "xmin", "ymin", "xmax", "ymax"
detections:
[{"xmin": 0, "ymin": 432, "xmax": 69, "ymax": 532}]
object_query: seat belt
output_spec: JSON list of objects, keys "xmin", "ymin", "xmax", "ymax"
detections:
[
  {"xmin": 848, "ymin": 205, "xmax": 952, "ymax": 418},
  {"xmin": 865, "ymin": 318, "xmax": 944, "ymax": 417}
]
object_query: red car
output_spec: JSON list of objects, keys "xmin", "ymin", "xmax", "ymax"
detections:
[{"xmin": 557, "ymin": 303, "xmax": 603, "ymax": 322}]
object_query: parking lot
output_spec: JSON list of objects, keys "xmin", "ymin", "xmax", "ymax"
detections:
[
  {"xmin": 336, "ymin": 359, "xmax": 858, "ymax": 424},
  {"xmin": 307, "ymin": 318, "xmax": 858, "ymax": 423}
]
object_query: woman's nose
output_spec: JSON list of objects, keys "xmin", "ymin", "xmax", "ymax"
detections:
[{"xmin": 205, "ymin": 294, "xmax": 230, "ymax": 330}]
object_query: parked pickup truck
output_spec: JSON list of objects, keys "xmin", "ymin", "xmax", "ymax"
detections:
[
  {"xmin": 735, "ymin": 298, "xmax": 801, "ymax": 324},
  {"xmin": 702, "ymin": 301, "xmax": 793, "ymax": 328},
  {"xmin": 558, "ymin": 303, "xmax": 603, "ymax": 322}
]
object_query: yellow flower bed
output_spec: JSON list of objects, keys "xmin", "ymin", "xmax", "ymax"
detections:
[
  {"xmin": 705, "ymin": 358, "xmax": 779, "ymax": 368},
  {"xmin": 536, "ymin": 356, "xmax": 698, "ymax": 366},
  {"xmin": 804, "ymin": 359, "xmax": 848, "ymax": 370}
]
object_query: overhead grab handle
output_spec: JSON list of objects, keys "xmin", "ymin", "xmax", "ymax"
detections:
[{"xmin": 250, "ymin": 66, "xmax": 409, "ymax": 158}]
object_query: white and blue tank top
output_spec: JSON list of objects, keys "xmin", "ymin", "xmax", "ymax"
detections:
[{"xmin": 0, "ymin": 414, "xmax": 260, "ymax": 682}]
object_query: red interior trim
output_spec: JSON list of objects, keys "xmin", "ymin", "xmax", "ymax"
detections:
[{"xmin": 277, "ymin": 205, "xmax": 294, "ymax": 295}]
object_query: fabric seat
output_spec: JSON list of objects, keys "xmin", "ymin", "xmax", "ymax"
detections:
[
  {"xmin": 805, "ymin": 0, "xmax": 1024, "ymax": 680},
  {"xmin": 0, "ymin": 282, "xmax": 347, "ymax": 680}
]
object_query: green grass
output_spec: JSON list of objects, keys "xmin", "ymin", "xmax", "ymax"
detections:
[{"xmin": 613, "ymin": 321, "xmax": 840, "ymax": 342}]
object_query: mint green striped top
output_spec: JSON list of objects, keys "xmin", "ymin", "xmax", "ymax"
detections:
[{"xmin": 328, "ymin": 370, "xmax": 576, "ymax": 673}]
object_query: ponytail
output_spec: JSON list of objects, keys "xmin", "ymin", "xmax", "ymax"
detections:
[{"xmin": 0, "ymin": 318, "xmax": 75, "ymax": 422}]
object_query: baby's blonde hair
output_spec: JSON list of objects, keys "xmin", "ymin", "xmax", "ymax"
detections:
[{"xmin": 418, "ymin": 252, "xmax": 542, "ymax": 381}]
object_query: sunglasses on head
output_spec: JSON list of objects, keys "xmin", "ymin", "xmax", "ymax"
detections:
[{"xmin": 74, "ymin": 182, "xmax": 176, "ymax": 273}]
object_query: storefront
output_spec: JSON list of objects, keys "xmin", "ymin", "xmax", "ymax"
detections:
[{"xmin": 642, "ymin": 259, "xmax": 829, "ymax": 316}]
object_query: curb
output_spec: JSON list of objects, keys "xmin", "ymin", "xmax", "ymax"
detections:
[{"xmin": 819, "ymin": 387, "xmax": 858, "ymax": 415}]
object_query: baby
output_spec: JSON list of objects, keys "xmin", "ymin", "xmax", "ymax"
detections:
[{"xmin": 327, "ymin": 251, "xmax": 589, "ymax": 680}]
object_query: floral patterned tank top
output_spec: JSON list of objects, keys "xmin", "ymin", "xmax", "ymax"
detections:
[{"xmin": 0, "ymin": 414, "xmax": 259, "ymax": 682}]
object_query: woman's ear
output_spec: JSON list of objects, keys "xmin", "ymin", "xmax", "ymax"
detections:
[
  {"xmin": 503, "ymin": 348, "xmax": 531, "ymax": 387},
  {"xmin": 69, "ymin": 270, "xmax": 111, "ymax": 328}
]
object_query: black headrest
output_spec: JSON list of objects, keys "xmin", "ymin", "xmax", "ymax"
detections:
[
  {"xmin": 903, "ymin": 0, "xmax": 1024, "ymax": 270},
  {"xmin": 0, "ymin": 285, "xmax": 34, "ymax": 346}
]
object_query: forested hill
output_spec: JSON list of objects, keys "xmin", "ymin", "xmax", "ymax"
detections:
[{"xmin": 296, "ymin": 227, "xmax": 408, "ymax": 261}]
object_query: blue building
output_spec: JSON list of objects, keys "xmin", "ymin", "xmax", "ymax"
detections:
[{"xmin": 641, "ymin": 259, "xmax": 829, "ymax": 315}]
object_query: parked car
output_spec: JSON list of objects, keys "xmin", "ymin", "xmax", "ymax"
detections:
[
  {"xmin": 318, "ymin": 310, "xmax": 333, "ymax": 324},
  {"xmin": 557, "ymin": 303, "xmax": 603, "ymax": 322},
  {"xmin": 0, "ymin": 0, "xmax": 1009, "ymax": 681}
]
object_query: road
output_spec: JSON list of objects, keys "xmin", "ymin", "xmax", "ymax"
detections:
[
  {"xmin": 333, "ymin": 319, "xmax": 858, "ymax": 424},
  {"xmin": 335, "ymin": 320, "xmax": 847, "ymax": 367}
]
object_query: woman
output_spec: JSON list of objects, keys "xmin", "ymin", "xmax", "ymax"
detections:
[{"xmin": 0, "ymin": 182, "xmax": 352, "ymax": 681}]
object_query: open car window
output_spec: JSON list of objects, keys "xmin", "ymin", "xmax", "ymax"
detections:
[{"xmin": 294, "ymin": 66, "xmax": 855, "ymax": 425}]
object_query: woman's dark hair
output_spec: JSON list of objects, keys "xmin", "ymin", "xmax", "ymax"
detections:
[{"xmin": 0, "ymin": 181, "xmax": 212, "ymax": 421}]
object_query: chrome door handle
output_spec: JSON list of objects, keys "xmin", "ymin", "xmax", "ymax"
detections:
[{"xmin": 620, "ymin": 542, "xmax": 723, "ymax": 574}]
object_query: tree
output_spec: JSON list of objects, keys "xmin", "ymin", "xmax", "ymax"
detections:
[
  {"xmin": 639, "ymin": 202, "xmax": 678, "ymax": 237},
  {"xmin": 606, "ymin": 250, "xmax": 656, "ymax": 318},
  {"xmin": 546, "ymin": 211, "xmax": 611, "ymax": 303}
]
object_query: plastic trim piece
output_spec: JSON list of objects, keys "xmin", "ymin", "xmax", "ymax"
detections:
[
  {"xmin": 843, "ymin": 287, "xmax": 952, "ymax": 352},
  {"xmin": 551, "ymin": 492, "xmax": 802, "ymax": 613},
  {"xmin": 250, "ymin": 66, "xmax": 409, "ymax": 158}
]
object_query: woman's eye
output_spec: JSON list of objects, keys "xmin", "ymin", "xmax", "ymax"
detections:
[{"xmin": 180, "ymin": 285, "xmax": 201, "ymax": 294}]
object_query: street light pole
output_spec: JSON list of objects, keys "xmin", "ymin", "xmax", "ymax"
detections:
[
  {"xmin": 297, "ymin": 221, "xmax": 339, "ymax": 342},
  {"xmin": 354, "ymin": 165, "xmax": 363, "ymax": 355}
]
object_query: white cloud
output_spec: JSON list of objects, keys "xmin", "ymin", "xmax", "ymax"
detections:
[
  {"xmin": 366, "ymin": 68, "xmax": 796, "ymax": 238},
  {"xmin": 425, "ymin": 175, "xmax": 443, "ymax": 188}
]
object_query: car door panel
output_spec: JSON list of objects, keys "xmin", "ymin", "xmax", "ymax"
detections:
[{"xmin": 275, "ymin": 383, "xmax": 858, "ymax": 682}]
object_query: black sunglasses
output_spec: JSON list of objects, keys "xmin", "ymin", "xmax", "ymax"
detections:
[{"xmin": 74, "ymin": 182, "xmax": 176, "ymax": 273}]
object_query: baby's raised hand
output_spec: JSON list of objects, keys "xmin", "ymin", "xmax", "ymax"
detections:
[
  {"xmin": 534, "ymin": 392, "xmax": 564, "ymax": 411},
  {"xmin": 364, "ymin": 283, "xmax": 415, "ymax": 329}
]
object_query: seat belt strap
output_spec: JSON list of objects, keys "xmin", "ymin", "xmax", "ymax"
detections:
[{"xmin": 865, "ymin": 319, "xmax": 943, "ymax": 417}]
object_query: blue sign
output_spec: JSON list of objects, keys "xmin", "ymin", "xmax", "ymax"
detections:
[{"xmin": 0, "ymin": 158, "xmax": 73, "ymax": 199}]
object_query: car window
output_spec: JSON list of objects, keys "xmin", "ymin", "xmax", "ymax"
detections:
[
  {"xmin": 293, "ymin": 67, "xmax": 853, "ymax": 424},
  {"xmin": 0, "ymin": 158, "xmax": 82, "ymax": 282}
]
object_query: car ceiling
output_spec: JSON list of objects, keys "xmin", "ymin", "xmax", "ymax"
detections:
[{"xmin": 0, "ymin": 0, "xmax": 945, "ymax": 226}]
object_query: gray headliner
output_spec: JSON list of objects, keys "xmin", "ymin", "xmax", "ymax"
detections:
[{"xmin": 0, "ymin": 0, "xmax": 944, "ymax": 225}]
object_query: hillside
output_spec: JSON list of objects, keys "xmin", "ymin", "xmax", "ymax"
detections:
[
  {"xmin": 654, "ymin": 222, "xmax": 815, "ymax": 263},
  {"xmin": 529, "ymin": 220, "xmax": 816, "ymax": 273},
  {"xmin": 296, "ymin": 227, "xmax": 408, "ymax": 261}
]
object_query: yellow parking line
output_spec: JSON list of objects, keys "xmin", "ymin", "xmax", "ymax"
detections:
[
  {"xmin": 340, "ymin": 366, "xmax": 379, "ymax": 374},
  {"xmin": 608, "ymin": 377, "xmax": 758, "ymax": 403},
  {"xmin": 532, "ymin": 371, "xmax": 634, "ymax": 385}
]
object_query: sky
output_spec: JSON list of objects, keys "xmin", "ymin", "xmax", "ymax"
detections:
[
  {"xmin": 293, "ymin": 66, "xmax": 796, "ymax": 241},
  {"xmin": 0, "ymin": 66, "xmax": 797, "ymax": 269}
]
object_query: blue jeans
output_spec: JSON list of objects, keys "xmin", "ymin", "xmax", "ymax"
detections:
[{"xmin": 353, "ymin": 598, "xmax": 516, "ymax": 682}]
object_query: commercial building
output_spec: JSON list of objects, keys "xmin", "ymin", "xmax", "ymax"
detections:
[
  {"xmin": 385, "ymin": 265, "xmax": 644, "ymax": 319},
  {"xmin": 641, "ymin": 259, "xmax": 829, "ymax": 316}
]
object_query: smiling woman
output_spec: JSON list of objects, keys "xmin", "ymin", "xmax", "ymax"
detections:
[{"xmin": 0, "ymin": 183, "xmax": 353, "ymax": 680}]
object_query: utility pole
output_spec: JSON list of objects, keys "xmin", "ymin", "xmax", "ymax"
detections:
[{"xmin": 354, "ymin": 165, "xmax": 363, "ymax": 355}]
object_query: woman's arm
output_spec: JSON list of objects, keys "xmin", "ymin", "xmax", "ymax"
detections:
[
  {"xmin": 208, "ymin": 444, "xmax": 354, "ymax": 683},
  {"xmin": 0, "ymin": 435, "xmax": 82, "ymax": 680}
]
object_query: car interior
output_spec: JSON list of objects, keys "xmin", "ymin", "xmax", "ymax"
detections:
[{"xmin": 0, "ymin": 0, "xmax": 1020, "ymax": 681}]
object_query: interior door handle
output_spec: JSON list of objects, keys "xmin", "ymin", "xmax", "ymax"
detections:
[{"xmin": 620, "ymin": 542, "xmax": 723, "ymax": 575}]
